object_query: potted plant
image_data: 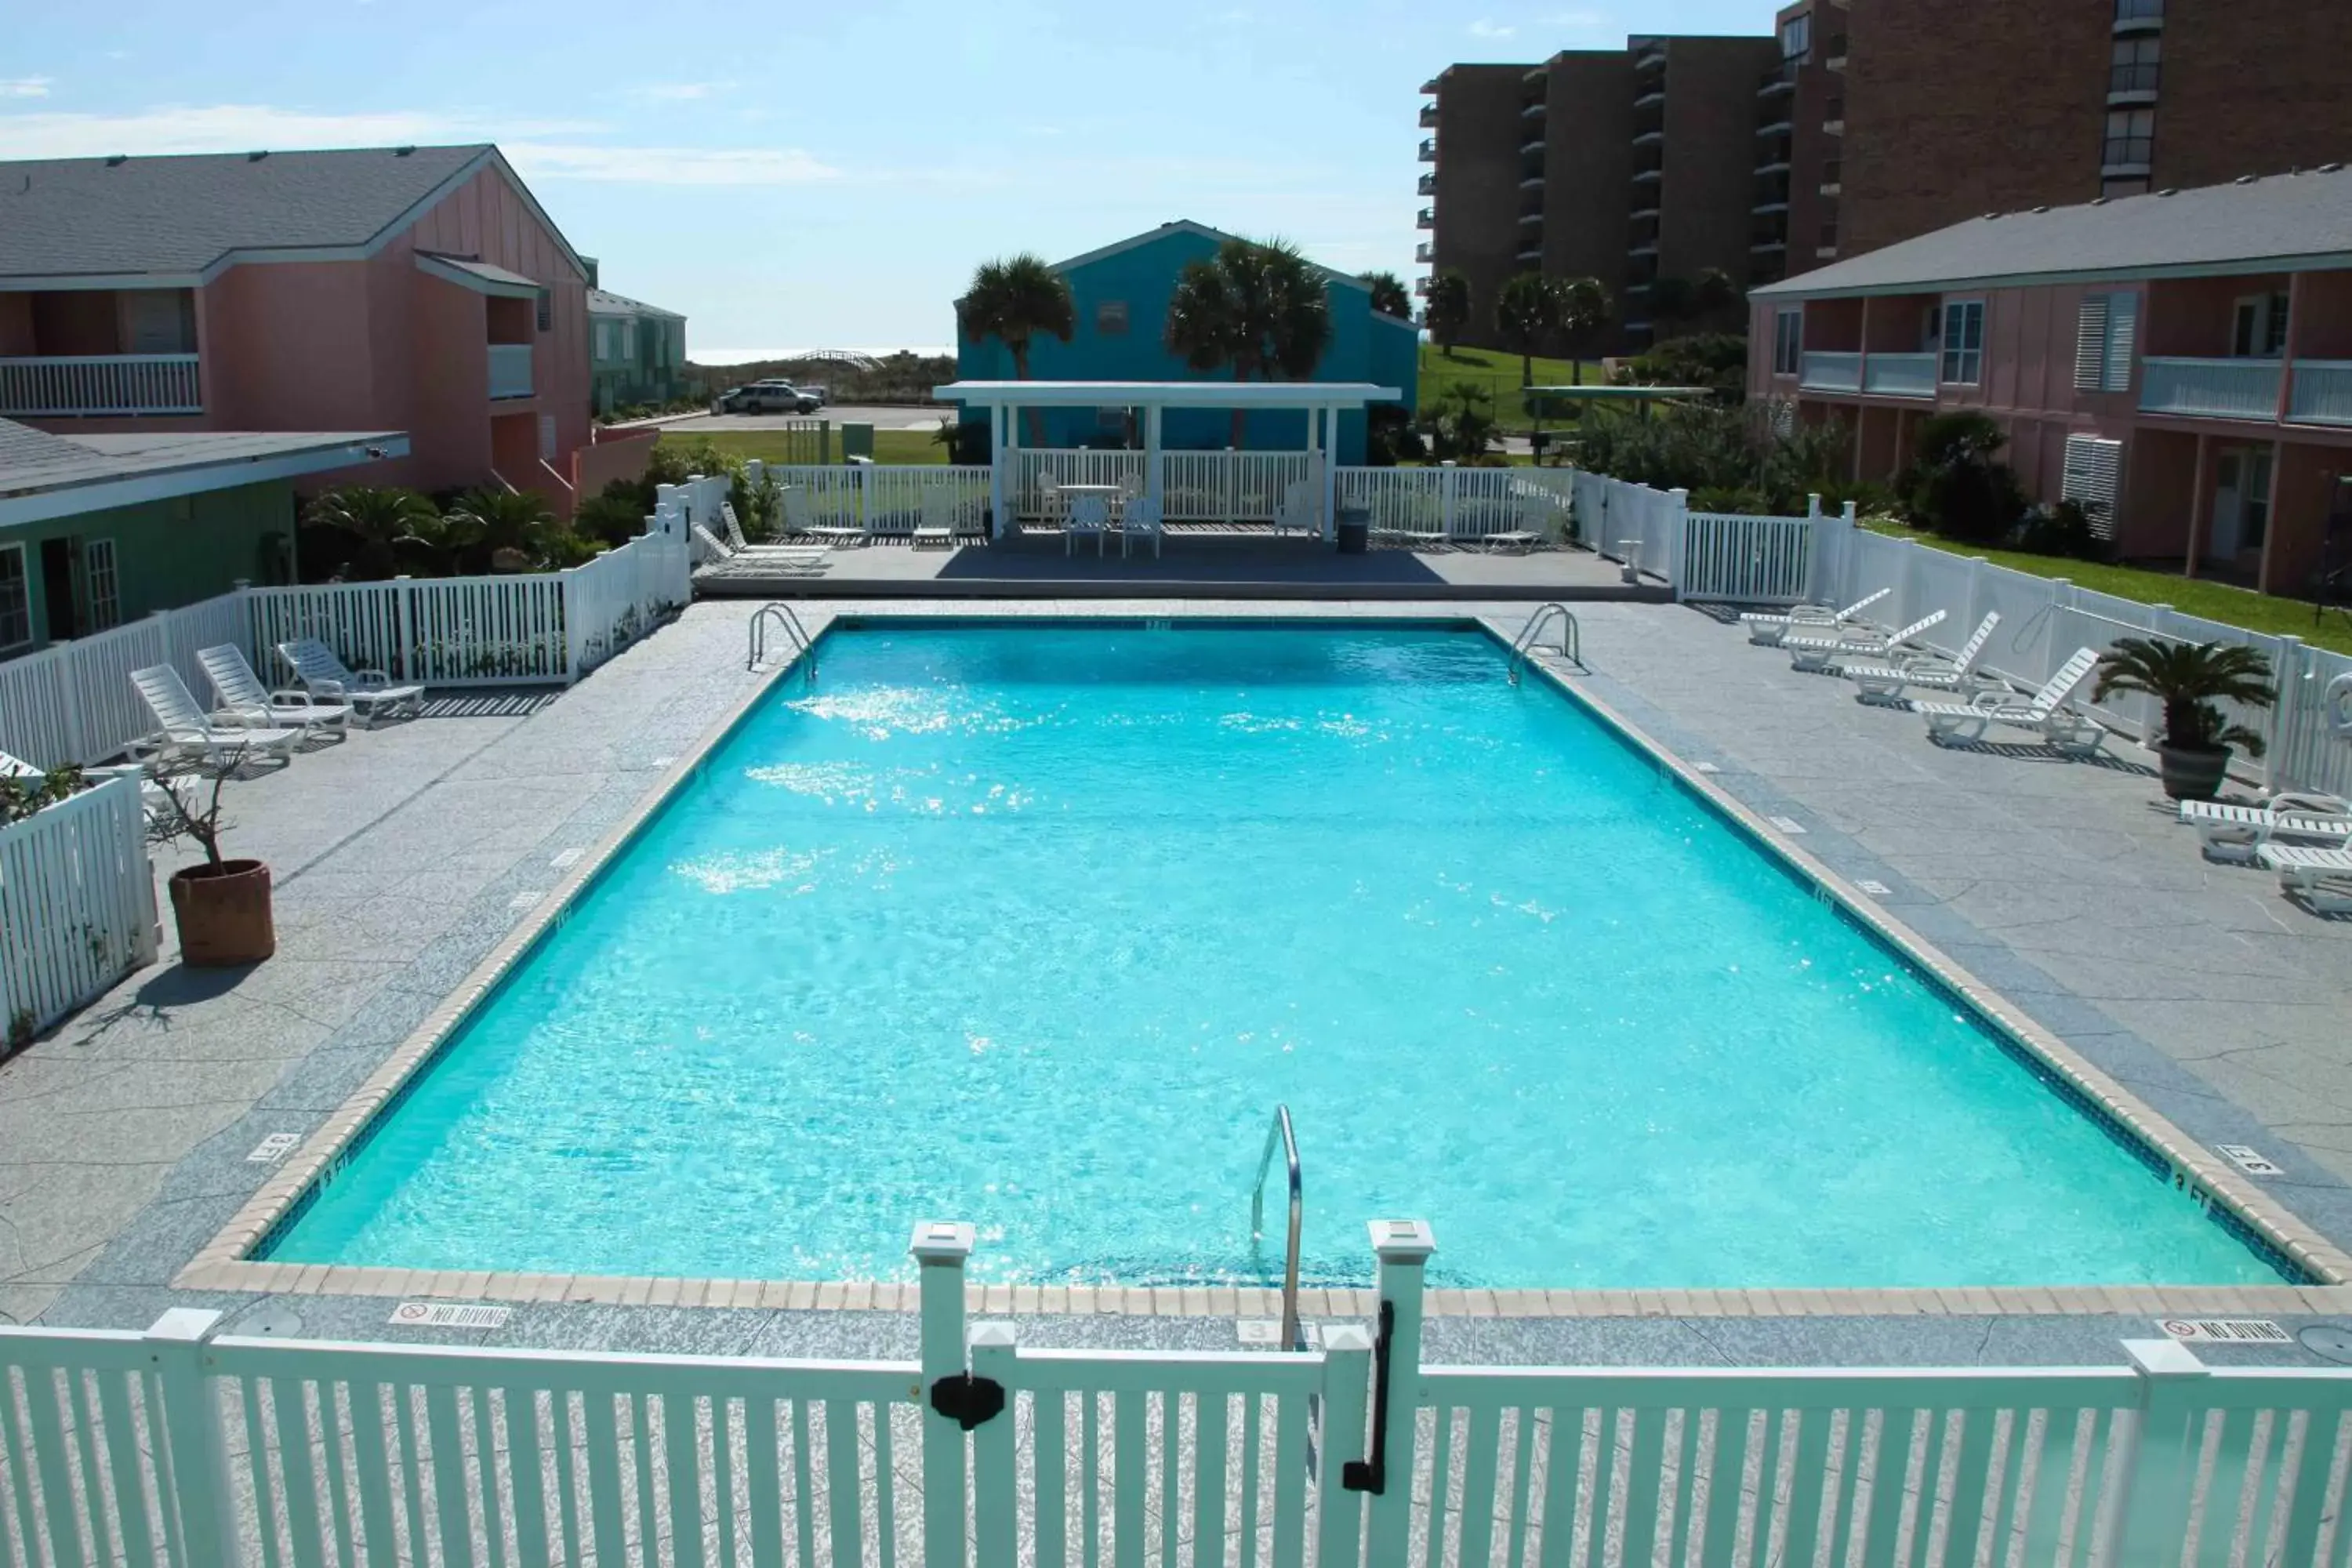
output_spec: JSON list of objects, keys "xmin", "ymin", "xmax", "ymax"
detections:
[
  {"xmin": 148, "ymin": 755, "xmax": 274, "ymax": 966},
  {"xmin": 2092, "ymin": 637, "xmax": 2274, "ymax": 802}
]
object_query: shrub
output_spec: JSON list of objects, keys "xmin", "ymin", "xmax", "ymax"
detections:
[
  {"xmin": 1900, "ymin": 412, "xmax": 2025, "ymax": 543},
  {"xmin": 574, "ymin": 489, "xmax": 651, "ymax": 550},
  {"xmin": 1574, "ymin": 399, "xmax": 1844, "ymax": 514},
  {"xmin": 2013, "ymin": 499, "xmax": 2111, "ymax": 562},
  {"xmin": 1618, "ymin": 332, "xmax": 1748, "ymax": 403}
]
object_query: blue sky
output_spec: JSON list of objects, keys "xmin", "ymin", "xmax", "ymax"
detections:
[{"xmin": 2, "ymin": 0, "xmax": 1777, "ymax": 361}]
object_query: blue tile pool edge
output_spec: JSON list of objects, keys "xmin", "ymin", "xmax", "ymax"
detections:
[{"xmin": 178, "ymin": 612, "xmax": 2352, "ymax": 1316}]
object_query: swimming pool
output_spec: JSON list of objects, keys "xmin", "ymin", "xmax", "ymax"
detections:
[{"xmin": 264, "ymin": 622, "xmax": 2287, "ymax": 1290}]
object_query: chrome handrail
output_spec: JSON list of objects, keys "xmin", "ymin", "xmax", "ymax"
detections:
[
  {"xmin": 748, "ymin": 602, "xmax": 814, "ymax": 673},
  {"xmin": 1508, "ymin": 601, "xmax": 1582, "ymax": 681},
  {"xmin": 1250, "ymin": 1104, "xmax": 1304, "ymax": 1352}
]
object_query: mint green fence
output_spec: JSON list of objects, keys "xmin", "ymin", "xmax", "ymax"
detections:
[{"xmin": 5, "ymin": 1223, "xmax": 2350, "ymax": 1568}]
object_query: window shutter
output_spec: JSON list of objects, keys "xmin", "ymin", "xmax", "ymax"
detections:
[
  {"xmin": 2103, "ymin": 294, "xmax": 2136, "ymax": 392},
  {"xmin": 2060, "ymin": 433, "xmax": 2124, "ymax": 538},
  {"xmin": 2074, "ymin": 297, "xmax": 2110, "ymax": 390}
]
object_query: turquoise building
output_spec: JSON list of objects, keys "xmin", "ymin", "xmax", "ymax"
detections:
[{"xmin": 953, "ymin": 222, "xmax": 1417, "ymax": 464}]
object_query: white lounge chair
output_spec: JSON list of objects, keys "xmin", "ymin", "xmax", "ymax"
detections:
[
  {"xmin": 275, "ymin": 639, "xmax": 426, "ymax": 724},
  {"xmin": 695, "ymin": 521, "xmax": 831, "ymax": 576},
  {"xmin": 785, "ymin": 485, "xmax": 865, "ymax": 547},
  {"xmin": 198, "ymin": 644, "xmax": 351, "ymax": 742},
  {"xmin": 1918, "ymin": 647, "xmax": 2107, "ymax": 753},
  {"xmin": 129, "ymin": 666, "xmax": 300, "ymax": 767},
  {"xmin": 2180, "ymin": 793, "xmax": 2352, "ymax": 863},
  {"xmin": 1843, "ymin": 612, "xmax": 2002, "ymax": 702},
  {"xmin": 913, "ymin": 489, "xmax": 957, "ymax": 548},
  {"xmin": 1065, "ymin": 494, "xmax": 1112, "ymax": 557},
  {"xmin": 1740, "ymin": 587, "xmax": 1893, "ymax": 647},
  {"xmin": 1784, "ymin": 610, "xmax": 1947, "ymax": 673},
  {"xmin": 2258, "ymin": 844, "xmax": 2352, "ymax": 915},
  {"xmin": 1116, "ymin": 495, "xmax": 1164, "ymax": 559}
]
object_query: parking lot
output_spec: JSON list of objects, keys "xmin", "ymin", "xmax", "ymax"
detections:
[{"xmin": 663, "ymin": 403, "xmax": 951, "ymax": 432}]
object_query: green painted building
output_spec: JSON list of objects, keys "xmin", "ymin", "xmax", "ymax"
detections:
[
  {"xmin": 0, "ymin": 419, "xmax": 404, "ymax": 653},
  {"xmin": 588, "ymin": 289, "xmax": 688, "ymax": 416}
]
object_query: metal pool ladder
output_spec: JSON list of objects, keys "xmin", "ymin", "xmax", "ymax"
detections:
[
  {"xmin": 1250, "ymin": 1104, "xmax": 1305, "ymax": 1352},
  {"xmin": 1508, "ymin": 602, "xmax": 1583, "ymax": 682},
  {"xmin": 748, "ymin": 602, "xmax": 815, "ymax": 677}
]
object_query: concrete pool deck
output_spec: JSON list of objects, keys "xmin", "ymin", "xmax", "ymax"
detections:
[{"xmin": 5, "ymin": 598, "xmax": 2352, "ymax": 1368}]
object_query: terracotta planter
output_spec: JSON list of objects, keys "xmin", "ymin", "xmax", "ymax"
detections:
[
  {"xmin": 2155, "ymin": 742, "xmax": 2232, "ymax": 803},
  {"xmin": 168, "ymin": 858, "xmax": 275, "ymax": 967}
]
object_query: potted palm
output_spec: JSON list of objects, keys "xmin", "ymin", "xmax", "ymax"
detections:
[
  {"xmin": 148, "ymin": 756, "xmax": 274, "ymax": 966},
  {"xmin": 2092, "ymin": 637, "xmax": 2274, "ymax": 802}
]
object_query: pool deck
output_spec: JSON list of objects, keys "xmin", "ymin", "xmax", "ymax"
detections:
[{"xmin": 5, "ymin": 597, "xmax": 2352, "ymax": 1370}]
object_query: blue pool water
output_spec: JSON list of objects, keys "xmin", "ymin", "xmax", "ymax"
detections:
[{"xmin": 270, "ymin": 624, "xmax": 2282, "ymax": 1289}]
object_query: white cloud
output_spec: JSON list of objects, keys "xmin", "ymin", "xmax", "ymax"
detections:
[
  {"xmin": 0, "ymin": 78, "xmax": 53, "ymax": 99},
  {"xmin": 1467, "ymin": 19, "xmax": 1515, "ymax": 38},
  {"xmin": 0, "ymin": 103, "xmax": 837, "ymax": 186},
  {"xmin": 626, "ymin": 82, "xmax": 731, "ymax": 103}
]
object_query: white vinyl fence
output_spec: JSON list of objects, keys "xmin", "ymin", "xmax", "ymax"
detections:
[
  {"xmin": 1577, "ymin": 469, "xmax": 2352, "ymax": 799},
  {"xmin": 0, "ymin": 523, "xmax": 691, "ymax": 773},
  {"xmin": 0, "ymin": 775, "xmax": 155, "ymax": 1041},
  {"xmin": 742, "ymin": 463, "xmax": 993, "ymax": 541},
  {"xmin": 1336, "ymin": 466, "xmax": 1577, "ymax": 546},
  {"xmin": 4, "ymin": 1224, "xmax": 2347, "ymax": 1568}
]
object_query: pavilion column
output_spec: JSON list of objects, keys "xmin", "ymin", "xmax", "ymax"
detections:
[
  {"xmin": 1321, "ymin": 407, "xmax": 1339, "ymax": 542},
  {"xmin": 1002, "ymin": 401, "xmax": 1022, "ymax": 539},
  {"xmin": 1145, "ymin": 405, "xmax": 1163, "ymax": 509},
  {"xmin": 989, "ymin": 405, "xmax": 1011, "ymax": 539}
]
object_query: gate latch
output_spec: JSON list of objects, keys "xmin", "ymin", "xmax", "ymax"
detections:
[{"xmin": 929, "ymin": 1373, "xmax": 1007, "ymax": 1430}]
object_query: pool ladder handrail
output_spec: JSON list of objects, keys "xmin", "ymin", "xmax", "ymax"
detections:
[
  {"xmin": 1508, "ymin": 602, "xmax": 1583, "ymax": 681},
  {"xmin": 1250, "ymin": 1104, "xmax": 1305, "ymax": 1352},
  {"xmin": 749, "ymin": 602, "xmax": 815, "ymax": 675}
]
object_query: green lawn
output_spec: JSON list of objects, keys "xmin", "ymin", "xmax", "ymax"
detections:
[
  {"xmin": 656, "ymin": 427, "xmax": 946, "ymax": 466},
  {"xmin": 1862, "ymin": 521, "xmax": 2352, "ymax": 656},
  {"xmin": 1419, "ymin": 343, "xmax": 1604, "ymax": 424}
]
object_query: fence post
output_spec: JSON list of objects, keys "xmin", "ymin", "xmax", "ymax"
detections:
[
  {"xmin": 1363, "ymin": 1219, "xmax": 1435, "ymax": 1568},
  {"xmin": 49, "ymin": 641, "xmax": 87, "ymax": 766},
  {"xmin": 1666, "ymin": 488, "xmax": 1690, "ymax": 601},
  {"xmin": 147, "ymin": 1308, "xmax": 239, "ymax": 1568},
  {"xmin": 2268, "ymin": 634, "xmax": 2307, "ymax": 791},
  {"xmin": 2100, "ymin": 1338, "xmax": 2209, "ymax": 1567},
  {"xmin": 968, "ymin": 1322, "xmax": 1018, "ymax": 1567},
  {"xmin": 1316, "ymin": 1322, "xmax": 1374, "ymax": 1568},
  {"xmin": 1440, "ymin": 463, "xmax": 1457, "ymax": 541},
  {"xmin": 912, "ymin": 1220, "xmax": 975, "ymax": 1568}
]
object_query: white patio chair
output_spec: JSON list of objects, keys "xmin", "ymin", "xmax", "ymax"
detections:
[
  {"xmin": 786, "ymin": 485, "xmax": 866, "ymax": 546},
  {"xmin": 129, "ymin": 666, "xmax": 301, "ymax": 768},
  {"xmin": 275, "ymin": 638, "xmax": 426, "ymax": 724},
  {"xmin": 1117, "ymin": 495, "xmax": 1164, "ymax": 560},
  {"xmin": 1784, "ymin": 610, "xmax": 1947, "ymax": 673},
  {"xmin": 914, "ymin": 488, "xmax": 957, "ymax": 549},
  {"xmin": 1270, "ymin": 480, "xmax": 1317, "ymax": 539},
  {"xmin": 1039, "ymin": 474, "xmax": 1065, "ymax": 532},
  {"xmin": 2180, "ymin": 793, "xmax": 2352, "ymax": 863},
  {"xmin": 1740, "ymin": 587, "xmax": 1893, "ymax": 647},
  {"xmin": 1065, "ymin": 494, "xmax": 1112, "ymax": 557},
  {"xmin": 1918, "ymin": 648, "xmax": 2107, "ymax": 754},
  {"xmin": 1843, "ymin": 612, "xmax": 2002, "ymax": 703},
  {"xmin": 198, "ymin": 644, "xmax": 352, "ymax": 742},
  {"xmin": 2258, "ymin": 844, "xmax": 2352, "ymax": 915}
]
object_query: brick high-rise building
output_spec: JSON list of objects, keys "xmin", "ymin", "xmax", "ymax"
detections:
[{"xmin": 1416, "ymin": 64, "xmax": 1529, "ymax": 351}]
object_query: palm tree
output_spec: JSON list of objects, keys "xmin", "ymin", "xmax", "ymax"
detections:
[
  {"xmin": 1359, "ymin": 270, "xmax": 1413, "ymax": 320},
  {"xmin": 2093, "ymin": 638, "xmax": 2274, "ymax": 757},
  {"xmin": 301, "ymin": 486, "xmax": 439, "ymax": 580},
  {"xmin": 445, "ymin": 488, "xmax": 561, "ymax": 573},
  {"xmin": 1495, "ymin": 273, "xmax": 1563, "ymax": 389},
  {"xmin": 1422, "ymin": 270, "xmax": 1472, "ymax": 358},
  {"xmin": 1555, "ymin": 277, "xmax": 1611, "ymax": 385},
  {"xmin": 959, "ymin": 253, "xmax": 1075, "ymax": 445},
  {"xmin": 1163, "ymin": 238, "xmax": 1334, "ymax": 445}
]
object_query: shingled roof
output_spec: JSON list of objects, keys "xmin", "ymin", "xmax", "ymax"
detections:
[{"xmin": 0, "ymin": 144, "xmax": 576, "ymax": 282}]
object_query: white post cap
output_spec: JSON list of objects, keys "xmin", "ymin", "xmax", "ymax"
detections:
[
  {"xmin": 1368, "ymin": 1218, "xmax": 1436, "ymax": 1262},
  {"xmin": 908, "ymin": 1220, "xmax": 976, "ymax": 1262}
]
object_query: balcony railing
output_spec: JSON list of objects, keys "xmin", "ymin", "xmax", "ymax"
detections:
[
  {"xmin": 2288, "ymin": 361, "xmax": 2352, "ymax": 425},
  {"xmin": 1800, "ymin": 350, "xmax": 1863, "ymax": 392},
  {"xmin": 0, "ymin": 354, "xmax": 202, "ymax": 416},
  {"xmin": 2114, "ymin": 0, "xmax": 2163, "ymax": 28},
  {"xmin": 1417, "ymin": 138, "xmax": 1436, "ymax": 162},
  {"xmin": 2102, "ymin": 136, "xmax": 2154, "ymax": 169},
  {"xmin": 1418, "ymin": 105, "xmax": 1438, "ymax": 128},
  {"xmin": 2140, "ymin": 357, "xmax": 2281, "ymax": 420},
  {"xmin": 1416, "ymin": 207, "xmax": 1435, "ymax": 230},
  {"xmin": 1862, "ymin": 352, "xmax": 1937, "ymax": 398},
  {"xmin": 1417, "ymin": 172, "xmax": 1436, "ymax": 196},
  {"xmin": 1415, "ymin": 241, "xmax": 1434, "ymax": 263},
  {"xmin": 488, "ymin": 343, "xmax": 534, "ymax": 401},
  {"xmin": 2108, "ymin": 61, "xmax": 2161, "ymax": 96}
]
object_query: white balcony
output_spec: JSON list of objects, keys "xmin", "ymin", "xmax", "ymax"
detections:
[
  {"xmin": 0, "ymin": 354, "xmax": 202, "ymax": 416},
  {"xmin": 1799, "ymin": 350, "xmax": 1863, "ymax": 392},
  {"xmin": 2288, "ymin": 361, "xmax": 2352, "ymax": 425},
  {"xmin": 2140, "ymin": 357, "xmax": 2281, "ymax": 421},
  {"xmin": 488, "ymin": 343, "xmax": 534, "ymax": 401},
  {"xmin": 1861, "ymin": 352, "xmax": 1936, "ymax": 398}
]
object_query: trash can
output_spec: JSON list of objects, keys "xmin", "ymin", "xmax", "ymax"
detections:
[{"xmin": 1335, "ymin": 505, "xmax": 1370, "ymax": 554}]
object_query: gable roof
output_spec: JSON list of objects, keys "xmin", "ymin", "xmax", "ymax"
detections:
[
  {"xmin": 588, "ymin": 288, "xmax": 686, "ymax": 319},
  {"xmin": 0, "ymin": 417, "xmax": 406, "ymax": 527},
  {"xmin": 1049, "ymin": 221, "xmax": 1374, "ymax": 295},
  {"xmin": 0, "ymin": 145, "xmax": 586, "ymax": 285},
  {"xmin": 1755, "ymin": 165, "xmax": 2352, "ymax": 299}
]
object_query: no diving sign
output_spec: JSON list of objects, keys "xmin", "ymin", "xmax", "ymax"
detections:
[
  {"xmin": 389, "ymin": 1301, "xmax": 511, "ymax": 1330},
  {"xmin": 2158, "ymin": 1317, "xmax": 2291, "ymax": 1345}
]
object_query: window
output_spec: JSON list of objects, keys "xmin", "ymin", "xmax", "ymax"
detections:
[
  {"xmin": 1095, "ymin": 300, "xmax": 1130, "ymax": 336},
  {"xmin": 1824, "ymin": 94, "xmax": 1845, "ymax": 125},
  {"xmin": 2061, "ymin": 434, "xmax": 2125, "ymax": 538},
  {"xmin": 2110, "ymin": 35, "xmax": 2161, "ymax": 94},
  {"xmin": 2073, "ymin": 292, "xmax": 2138, "ymax": 391},
  {"xmin": 1773, "ymin": 309, "xmax": 1802, "ymax": 375},
  {"xmin": 2103, "ymin": 107, "xmax": 2154, "ymax": 168},
  {"xmin": 2244, "ymin": 449, "xmax": 2274, "ymax": 549},
  {"xmin": 1780, "ymin": 12, "xmax": 1810, "ymax": 60},
  {"xmin": 1821, "ymin": 158, "xmax": 1842, "ymax": 187},
  {"xmin": 535, "ymin": 289, "xmax": 552, "ymax": 332},
  {"xmin": 2115, "ymin": 0, "xmax": 2162, "ymax": 20},
  {"xmin": 2232, "ymin": 292, "xmax": 2290, "ymax": 358},
  {"xmin": 621, "ymin": 320, "xmax": 637, "ymax": 359},
  {"xmin": 0, "ymin": 546, "xmax": 28, "ymax": 651},
  {"xmin": 82, "ymin": 539, "xmax": 119, "ymax": 632},
  {"xmin": 539, "ymin": 415, "xmax": 557, "ymax": 463},
  {"xmin": 1940, "ymin": 299, "xmax": 1984, "ymax": 383},
  {"xmin": 1817, "ymin": 220, "xmax": 1838, "ymax": 252}
]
